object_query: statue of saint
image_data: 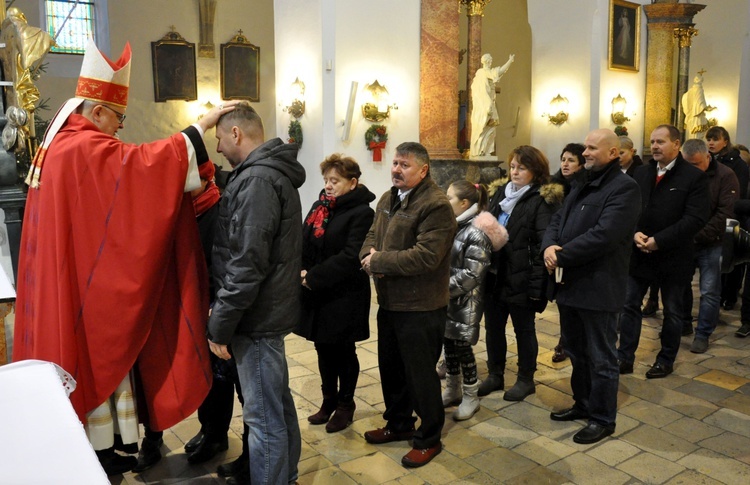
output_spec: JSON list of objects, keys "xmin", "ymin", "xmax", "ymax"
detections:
[
  {"xmin": 682, "ymin": 72, "xmax": 709, "ymax": 139},
  {"xmin": 1, "ymin": 7, "xmax": 55, "ymax": 111},
  {"xmin": 470, "ymin": 53, "xmax": 514, "ymax": 158}
]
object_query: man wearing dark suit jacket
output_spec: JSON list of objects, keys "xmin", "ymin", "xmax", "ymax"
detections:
[
  {"xmin": 617, "ymin": 124, "xmax": 710, "ymax": 379},
  {"xmin": 542, "ymin": 129, "xmax": 641, "ymax": 444}
]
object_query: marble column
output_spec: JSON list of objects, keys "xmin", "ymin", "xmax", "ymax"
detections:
[
  {"xmin": 462, "ymin": 0, "xmax": 491, "ymax": 158},
  {"xmin": 674, "ymin": 27, "xmax": 699, "ymax": 139},
  {"xmin": 642, "ymin": 3, "xmax": 705, "ymax": 152},
  {"xmin": 419, "ymin": 0, "xmax": 460, "ymax": 159}
]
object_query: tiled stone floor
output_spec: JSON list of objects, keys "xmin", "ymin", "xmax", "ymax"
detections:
[{"xmin": 114, "ymin": 282, "xmax": 750, "ymax": 484}]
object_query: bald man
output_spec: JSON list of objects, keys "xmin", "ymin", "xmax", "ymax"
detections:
[{"xmin": 542, "ymin": 129, "xmax": 641, "ymax": 444}]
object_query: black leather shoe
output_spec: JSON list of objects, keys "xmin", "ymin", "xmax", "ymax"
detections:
[
  {"xmin": 618, "ymin": 360, "xmax": 633, "ymax": 374},
  {"xmin": 645, "ymin": 361, "xmax": 673, "ymax": 379},
  {"xmin": 187, "ymin": 437, "xmax": 229, "ymax": 464},
  {"xmin": 184, "ymin": 431, "xmax": 204, "ymax": 453},
  {"xmin": 364, "ymin": 427, "xmax": 415, "ymax": 444},
  {"xmin": 642, "ymin": 299, "xmax": 659, "ymax": 317},
  {"xmin": 95, "ymin": 447, "xmax": 138, "ymax": 476},
  {"xmin": 132, "ymin": 437, "xmax": 163, "ymax": 473},
  {"xmin": 226, "ymin": 467, "xmax": 251, "ymax": 485},
  {"xmin": 552, "ymin": 345, "xmax": 567, "ymax": 363},
  {"xmin": 573, "ymin": 423, "xmax": 614, "ymax": 444},
  {"xmin": 217, "ymin": 454, "xmax": 249, "ymax": 477},
  {"xmin": 550, "ymin": 406, "xmax": 589, "ymax": 422}
]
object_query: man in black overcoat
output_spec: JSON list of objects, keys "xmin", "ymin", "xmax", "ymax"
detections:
[
  {"xmin": 542, "ymin": 129, "xmax": 641, "ymax": 444},
  {"xmin": 617, "ymin": 124, "xmax": 710, "ymax": 379}
]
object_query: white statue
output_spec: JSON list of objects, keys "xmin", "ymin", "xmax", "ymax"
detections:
[
  {"xmin": 470, "ymin": 53, "xmax": 514, "ymax": 158},
  {"xmin": 681, "ymin": 72, "xmax": 709, "ymax": 139}
]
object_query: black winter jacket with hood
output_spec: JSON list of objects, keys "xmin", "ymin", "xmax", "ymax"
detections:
[{"xmin": 208, "ymin": 138, "xmax": 306, "ymax": 344}]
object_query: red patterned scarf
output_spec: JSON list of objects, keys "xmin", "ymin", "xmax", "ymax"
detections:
[{"xmin": 305, "ymin": 193, "xmax": 337, "ymax": 238}]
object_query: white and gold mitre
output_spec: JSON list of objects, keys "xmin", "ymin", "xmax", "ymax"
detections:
[{"xmin": 75, "ymin": 37, "xmax": 131, "ymax": 109}]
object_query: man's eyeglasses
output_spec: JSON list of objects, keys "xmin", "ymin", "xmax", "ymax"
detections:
[{"xmin": 100, "ymin": 105, "xmax": 126, "ymax": 124}]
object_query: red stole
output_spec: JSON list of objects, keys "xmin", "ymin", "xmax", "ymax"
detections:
[{"xmin": 13, "ymin": 115, "xmax": 212, "ymax": 429}]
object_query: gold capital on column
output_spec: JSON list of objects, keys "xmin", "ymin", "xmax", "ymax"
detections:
[
  {"xmin": 459, "ymin": 0, "xmax": 493, "ymax": 17},
  {"xmin": 673, "ymin": 27, "xmax": 698, "ymax": 49}
]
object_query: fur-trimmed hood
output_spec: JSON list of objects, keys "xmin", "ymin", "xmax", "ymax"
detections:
[
  {"xmin": 488, "ymin": 177, "xmax": 565, "ymax": 206},
  {"xmin": 539, "ymin": 181, "xmax": 565, "ymax": 206},
  {"xmin": 472, "ymin": 211, "xmax": 509, "ymax": 251}
]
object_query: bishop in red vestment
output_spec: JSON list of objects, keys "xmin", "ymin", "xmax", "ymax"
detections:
[{"xmin": 12, "ymin": 38, "xmax": 238, "ymax": 475}]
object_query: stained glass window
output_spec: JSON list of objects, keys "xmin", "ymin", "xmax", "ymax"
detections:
[{"xmin": 45, "ymin": 0, "xmax": 96, "ymax": 55}]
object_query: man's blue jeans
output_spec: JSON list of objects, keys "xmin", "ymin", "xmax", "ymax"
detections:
[
  {"xmin": 684, "ymin": 245, "xmax": 722, "ymax": 340},
  {"xmin": 619, "ymin": 274, "xmax": 689, "ymax": 367},
  {"xmin": 558, "ymin": 304, "xmax": 619, "ymax": 428},
  {"xmin": 233, "ymin": 334, "xmax": 301, "ymax": 484}
]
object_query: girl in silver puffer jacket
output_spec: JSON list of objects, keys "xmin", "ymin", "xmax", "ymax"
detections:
[{"xmin": 442, "ymin": 180, "xmax": 508, "ymax": 421}]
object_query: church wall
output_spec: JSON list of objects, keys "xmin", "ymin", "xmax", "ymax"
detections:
[
  {"xmin": 275, "ymin": 0, "xmax": 421, "ymax": 212},
  {"xmin": 477, "ymin": 0, "xmax": 533, "ymax": 169},
  {"xmin": 14, "ymin": 0, "xmax": 277, "ymax": 169},
  {"xmin": 528, "ymin": 0, "xmax": 648, "ymax": 171},
  {"xmin": 689, "ymin": 0, "xmax": 750, "ymax": 145}
]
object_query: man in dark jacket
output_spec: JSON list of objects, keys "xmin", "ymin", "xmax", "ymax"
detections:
[
  {"xmin": 617, "ymin": 124, "xmax": 710, "ymax": 379},
  {"xmin": 542, "ymin": 129, "xmax": 641, "ymax": 444},
  {"xmin": 706, "ymin": 126, "xmax": 749, "ymax": 310},
  {"xmin": 681, "ymin": 139, "xmax": 739, "ymax": 354},
  {"xmin": 207, "ymin": 102, "xmax": 305, "ymax": 484},
  {"xmin": 360, "ymin": 142, "xmax": 456, "ymax": 468}
]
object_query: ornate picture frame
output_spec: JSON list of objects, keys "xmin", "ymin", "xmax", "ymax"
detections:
[
  {"xmin": 608, "ymin": 0, "xmax": 640, "ymax": 72},
  {"xmin": 221, "ymin": 31, "xmax": 260, "ymax": 101},
  {"xmin": 151, "ymin": 29, "xmax": 198, "ymax": 102}
]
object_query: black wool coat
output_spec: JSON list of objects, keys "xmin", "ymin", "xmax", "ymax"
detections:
[
  {"xmin": 630, "ymin": 154, "xmax": 710, "ymax": 282},
  {"xmin": 542, "ymin": 160, "xmax": 641, "ymax": 312},
  {"xmin": 197, "ymin": 202, "xmax": 219, "ymax": 302},
  {"xmin": 295, "ymin": 185, "xmax": 375, "ymax": 343},
  {"xmin": 487, "ymin": 182, "xmax": 563, "ymax": 308}
]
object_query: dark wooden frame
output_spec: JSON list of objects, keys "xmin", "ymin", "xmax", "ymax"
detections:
[
  {"xmin": 221, "ymin": 32, "xmax": 260, "ymax": 101},
  {"xmin": 151, "ymin": 30, "xmax": 198, "ymax": 102},
  {"xmin": 608, "ymin": 0, "xmax": 640, "ymax": 72}
]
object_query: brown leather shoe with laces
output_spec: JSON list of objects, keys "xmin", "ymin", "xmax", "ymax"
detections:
[{"xmin": 401, "ymin": 442, "xmax": 442, "ymax": 467}]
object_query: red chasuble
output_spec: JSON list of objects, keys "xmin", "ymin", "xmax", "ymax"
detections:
[{"xmin": 13, "ymin": 114, "xmax": 212, "ymax": 430}]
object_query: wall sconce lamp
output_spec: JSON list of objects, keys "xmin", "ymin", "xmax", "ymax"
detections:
[
  {"xmin": 362, "ymin": 80, "xmax": 398, "ymax": 122},
  {"xmin": 611, "ymin": 94, "xmax": 630, "ymax": 125},
  {"xmin": 283, "ymin": 77, "xmax": 306, "ymax": 119},
  {"xmin": 547, "ymin": 94, "xmax": 569, "ymax": 125}
]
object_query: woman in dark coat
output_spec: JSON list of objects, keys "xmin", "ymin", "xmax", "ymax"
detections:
[
  {"xmin": 479, "ymin": 145, "xmax": 564, "ymax": 401},
  {"xmin": 295, "ymin": 154, "xmax": 375, "ymax": 433}
]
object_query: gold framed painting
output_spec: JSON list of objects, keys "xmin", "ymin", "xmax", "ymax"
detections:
[
  {"xmin": 608, "ymin": 0, "xmax": 640, "ymax": 72},
  {"xmin": 221, "ymin": 32, "xmax": 260, "ymax": 101}
]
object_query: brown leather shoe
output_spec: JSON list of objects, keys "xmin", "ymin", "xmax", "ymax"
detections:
[
  {"xmin": 364, "ymin": 427, "xmax": 414, "ymax": 444},
  {"xmin": 401, "ymin": 442, "xmax": 442, "ymax": 467}
]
